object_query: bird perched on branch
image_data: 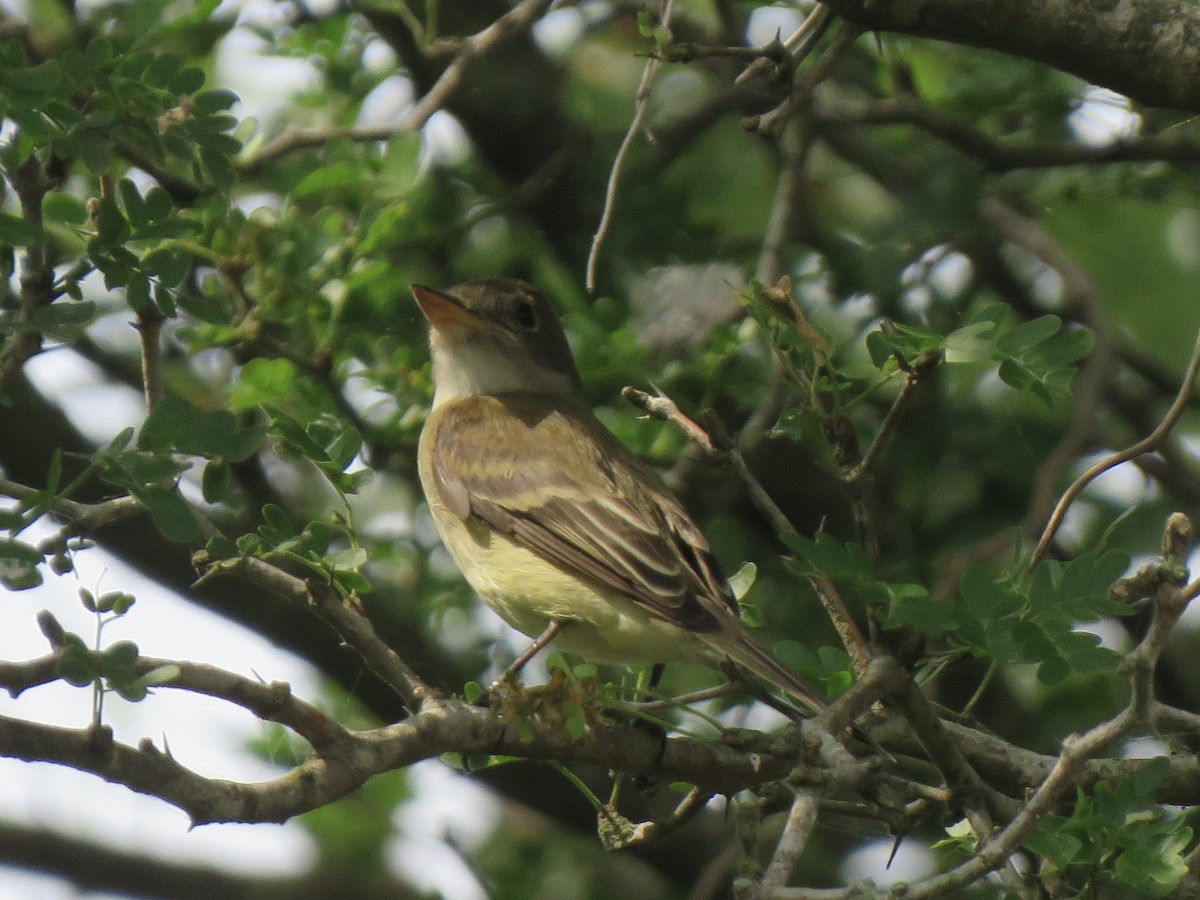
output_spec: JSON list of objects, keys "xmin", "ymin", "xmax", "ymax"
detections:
[{"xmin": 414, "ymin": 277, "xmax": 827, "ymax": 714}]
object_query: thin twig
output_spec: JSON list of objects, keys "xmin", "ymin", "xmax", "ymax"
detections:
[
  {"xmin": 745, "ymin": 23, "xmax": 862, "ymax": 137},
  {"xmin": 817, "ymin": 93, "xmax": 1200, "ymax": 172},
  {"xmin": 134, "ymin": 305, "xmax": 166, "ymax": 411},
  {"xmin": 756, "ymin": 120, "xmax": 813, "ymax": 285},
  {"xmin": 798, "ymin": 517, "xmax": 1198, "ymax": 899},
  {"xmin": 243, "ymin": 0, "xmax": 555, "ymax": 168},
  {"xmin": 586, "ymin": 0, "xmax": 678, "ymax": 292},
  {"xmin": 735, "ymin": 3, "xmax": 834, "ymax": 86},
  {"xmin": 810, "ymin": 576, "xmax": 869, "ymax": 676},
  {"xmin": 761, "ymin": 789, "xmax": 822, "ymax": 894},
  {"xmin": 206, "ymin": 555, "xmax": 435, "ymax": 713},
  {"xmin": 0, "ymin": 476, "xmax": 144, "ymax": 533},
  {"xmin": 845, "ymin": 349, "xmax": 941, "ymax": 486},
  {"xmin": 0, "ymin": 157, "xmax": 52, "ymax": 387},
  {"xmin": 1030, "ymin": 324, "xmax": 1200, "ymax": 568}
]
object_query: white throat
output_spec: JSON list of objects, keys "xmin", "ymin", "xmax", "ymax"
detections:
[{"xmin": 430, "ymin": 333, "xmax": 577, "ymax": 408}]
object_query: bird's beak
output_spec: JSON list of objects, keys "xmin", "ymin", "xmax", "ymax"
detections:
[{"xmin": 412, "ymin": 284, "xmax": 486, "ymax": 335}]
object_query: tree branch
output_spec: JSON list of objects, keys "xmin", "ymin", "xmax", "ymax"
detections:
[
  {"xmin": 242, "ymin": 0, "xmax": 556, "ymax": 168},
  {"xmin": 817, "ymin": 94, "xmax": 1200, "ymax": 171},
  {"xmin": 822, "ymin": 0, "xmax": 1200, "ymax": 113}
]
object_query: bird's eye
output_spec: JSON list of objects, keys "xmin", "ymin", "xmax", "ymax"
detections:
[{"xmin": 513, "ymin": 299, "xmax": 538, "ymax": 330}]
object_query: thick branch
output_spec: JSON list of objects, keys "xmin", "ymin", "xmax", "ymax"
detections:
[
  {"xmin": 822, "ymin": 0, "xmax": 1200, "ymax": 113},
  {"xmin": 0, "ymin": 695, "xmax": 824, "ymax": 824}
]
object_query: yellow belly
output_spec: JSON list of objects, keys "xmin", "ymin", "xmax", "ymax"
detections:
[{"xmin": 432, "ymin": 509, "xmax": 713, "ymax": 666}]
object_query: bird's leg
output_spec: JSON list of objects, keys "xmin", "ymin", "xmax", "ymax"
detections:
[{"xmin": 493, "ymin": 618, "xmax": 567, "ymax": 690}]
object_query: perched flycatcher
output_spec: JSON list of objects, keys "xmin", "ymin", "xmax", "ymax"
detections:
[{"xmin": 414, "ymin": 277, "xmax": 827, "ymax": 713}]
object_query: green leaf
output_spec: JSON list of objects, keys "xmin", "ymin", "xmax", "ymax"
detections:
[
  {"xmin": 58, "ymin": 654, "xmax": 96, "ymax": 687},
  {"xmin": 31, "ymin": 301, "xmax": 97, "ymax": 339},
  {"xmin": 325, "ymin": 429, "xmax": 362, "ymax": 470},
  {"xmin": 0, "ymin": 538, "xmax": 42, "ymax": 565},
  {"xmin": 193, "ymin": 88, "xmax": 239, "ymax": 115},
  {"xmin": 119, "ymin": 178, "xmax": 147, "ymax": 228},
  {"xmin": 93, "ymin": 197, "xmax": 129, "ymax": 246},
  {"xmin": 562, "ymin": 702, "xmax": 587, "ymax": 741},
  {"xmin": 126, "ymin": 273, "xmax": 151, "ymax": 311},
  {"xmin": 334, "ymin": 569, "xmax": 371, "ymax": 594},
  {"xmin": 728, "ymin": 562, "xmax": 757, "ymax": 601},
  {"xmin": 995, "ymin": 315, "xmax": 1061, "ymax": 355},
  {"xmin": 0, "ymin": 212, "xmax": 45, "ymax": 246},
  {"xmin": 782, "ymin": 532, "xmax": 874, "ymax": 580},
  {"xmin": 943, "ymin": 320, "xmax": 997, "ymax": 364},
  {"xmin": 143, "ymin": 187, "xmax": 173, "ymax": 222},
  {"xmin": 144, "ymin": 53, "xmax": 182, "ymax": 88},
  {"xmin": 1116, "ymin": 840, "xmax": 1188, "ymax": 895},
  {"xmin": 169, "ymin": 66, "xmax": 207, "ymax": 95},
  {"xmin": 886, "ymin": 583, "xmax": 960, "ymax": 637},
  {"xmin": 133, "ymin": 485, "xmax": 202, "ymax": 544},
  {"xmin": 0, "ymin": 538, "xmax": 43, "ymax": 590},
  {"xmin": 4, "ymin": 59, "xmax": 63, "ymax": 94},
  {"xmin": 43, "ymin": 192, "xmax": 88, "ymax": 226},
  {"xmin": 265, "ymin": 406, "xmax": 330, "ymax": 460},
  {"xmin": 174, "ymin": 412, "xmax": 253, "ymax": 460},
  {"xmin": 295, "ymin": 161, "xmax": 364, "ymax": 198},
  {"xmin": 85, "ymin": 36, "xmax": 114, "ymax": 68},
  {"xmin": 230, "ymin": 358, "xmax": 297, "ymax": 410},
  {"xmin": 111, "ymin": 678, "xmax": 149, "ymax": 702},
  {"xmin": 205, "ymin": 534, "xmax": 239, "ymax": 560},
  {"xmin": 298, "ymin": 521, "xmax": 333, "ymax": 555},
  {"xmin": 326, "ymin": 547, "xmax": 367, "ymax": 571},
  {"xmin": 95, "ymin": 590, "xmax": 135, "ymax": 613},
  {"xmin": 202, "ymin": 459, "xmax": 231, "ymax": 503},
  {"xmin": 1024, "ymin": 816, "xmax": 1082, "ymax": 866},
  {"xmin": 100, "ymin": 639, "xmax": 139, "ymax": 673},
  {"xmin": 138, "ymin": 395, "xmax": 195, "ymax": 450},
  {"xmin": 260, "ymin": 503, "xmax": 294, "ymax": 541},
  {"xmin": 865, "ymin": 329, "xmax": 895, "ymax": 370}
]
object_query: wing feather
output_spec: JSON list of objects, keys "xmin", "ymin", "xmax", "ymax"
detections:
[{"xmin": 432, "ymin": 394, "xmax": 737, "ymax": 633}]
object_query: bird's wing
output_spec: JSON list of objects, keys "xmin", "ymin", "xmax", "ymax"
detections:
[{"xmin": 430, "ymin": 394, "xmax": 738, "ymax": 633}]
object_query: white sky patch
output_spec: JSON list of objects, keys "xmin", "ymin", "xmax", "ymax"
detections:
[
  {"xmin": 1069, "ymin": 87, "xmax": 1141, "ymax": 146},
  {"xmin": 1056, "ymin": 500, "xmax": 1096, "ymax": 554},
  {"xmin": 1178, "ymin": 546, "xmax": 1200, "ymax": 631},
  {"xmin": 534, "ymin": 7, "xmax": 587, "ymax": 56},
  {"xmin": 1075, "ymin": 452, "xmax": 1157, "ymax": 507},
  {"xmin": 358, "ymin": 75, "xmax": 417, "ymax": 128},
  {"xmin": 0, "ymin": 521, "xmax": 321, "ymax": 878},
  {"xmin": 1122, "ymin": 739, "xmax": 1169, "ymax": 760},
  {"xmin": 841, "ymin": 836, "xmax": 936, "ymax": 887},
  {"xmin": 423, "ymin": 111, "xmax": 471, "ymax": 167},
  {"xmin": 24, "ymin": 349, "xmax": 145, "ymax": 446},
  {"xmin": 216, "ymin": 28, "xmax": 321, "ymax": 126},
  {"xmin": 1074, "ymin": 617, "xmax": 1131, "ymax": 652},
  {"xmin": 746, "ymin": 6, "xmax": 804, "ymax": 48},
  {"xmin": 390, "ymin": 761, "xmax": 499, "ymax": 900}
]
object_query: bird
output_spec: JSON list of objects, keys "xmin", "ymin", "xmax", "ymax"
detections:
[{"xmin": 414, "ymin": 277, "xmax": 828, "ymax": 714}]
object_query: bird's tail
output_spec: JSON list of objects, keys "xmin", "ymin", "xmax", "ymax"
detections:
[{"xmin": 718, "ymin": 630, "xmax": 829, "ymax": 716}]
